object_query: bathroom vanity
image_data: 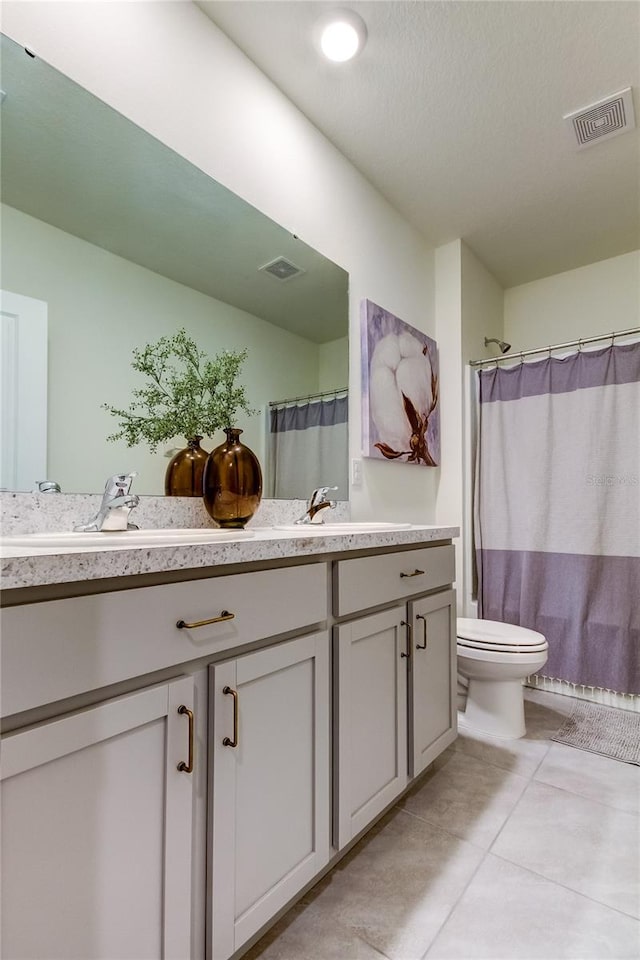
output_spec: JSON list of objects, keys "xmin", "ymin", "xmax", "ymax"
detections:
[{"xmin": 0, "ymin": 524, "xmax": 458, "ymax": 960}]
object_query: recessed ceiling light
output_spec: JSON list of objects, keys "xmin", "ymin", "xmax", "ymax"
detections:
[{"xmin": 316, "ymin": 9, "xmax": 367, "ymax": 63}]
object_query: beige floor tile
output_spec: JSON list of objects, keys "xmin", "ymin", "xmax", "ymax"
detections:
[
  {"xmin": 534, "ymin": 742, "xmax": 640, "ymax": 815},
  {"xmin": 400, "ymin": 750, "xmax": 529, "ymax": 849},
  {"xmin": 521, "ymin": 694, "xmax": 576, "ymax": 740},
  {"xmin": 425, "ymin": 854, "xmax": 640, "ymax": 959},
  {"xmin": 454, "ymin": 721, "xmax": 550, "ymax": 780},
  {"xmin": 492, "ymin": 780, "xmax": 640, "ymax": 918},
  {"xmin": 242, "ymin": 902, "xmax": 390, "ymax": 960},
  {"xmin": 302, "ymin": 807, "xmax": 484, "ymax": 960},
  {"xmin": 523, "ymin": 687, "xmax": 575, "ymax": 716},
  {"xmin": 453, "ymin": 690, "xmax": 574, "ymax": 779}
]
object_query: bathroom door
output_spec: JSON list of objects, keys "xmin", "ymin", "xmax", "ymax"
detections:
[{"xmin": 0, "ymin": 289, "xmax": 48, "ymax": 490}]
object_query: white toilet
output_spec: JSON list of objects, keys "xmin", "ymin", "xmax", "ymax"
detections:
[{"xmin": 456, "ymin": 618, "xmax": 548, "ymax": 740}]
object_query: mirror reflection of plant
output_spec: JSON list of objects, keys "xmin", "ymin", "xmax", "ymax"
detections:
[{"xmin": 103, "ymin": 329, "xmax": 256, "ymax": 452}]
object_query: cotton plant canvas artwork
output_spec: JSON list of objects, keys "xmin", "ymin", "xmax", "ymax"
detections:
[{"xmin": 361, "ymin": 299, "xmax": 440, "ymax": 466}]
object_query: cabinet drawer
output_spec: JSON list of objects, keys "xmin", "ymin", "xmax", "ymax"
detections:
[
  {"xmin": 1, "ymin": 563, "xmax": 327, "ymax": 717},
  {"xmin": 334, "ymin": 545, "xmax": 454, "ymax": 617}
]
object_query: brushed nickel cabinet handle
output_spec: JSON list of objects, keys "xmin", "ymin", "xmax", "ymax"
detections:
[
  {"xmin": 400, "ymin": 620, "xmax": 412, "ymax": 659},
  {"xmin": 177, "ymin": 705, "xmax": 194, "ymax": 773},
  {"xmin": 416, "ymin": 613, "xmax": 428, "ymax": 649},
  {"xmin": 400, "ymin": 569, "xmax": 425, "ymax": 579},
  {"xmin": 222, "ymin": 686, "xmax": 239, "ymax": 748},
  {"xmin": 176, "ymin": 610, "xmax": 235, "ymax": 629}
]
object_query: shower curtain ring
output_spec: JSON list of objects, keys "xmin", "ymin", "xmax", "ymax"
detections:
[{"xmin": 578, "ymin": 338, "xmax": 583, "ymax": 352}]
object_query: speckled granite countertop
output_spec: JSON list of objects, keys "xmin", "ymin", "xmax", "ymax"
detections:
[{"xmin": 0, "ymin": 525, "xmax": 459, "ymax": 592}]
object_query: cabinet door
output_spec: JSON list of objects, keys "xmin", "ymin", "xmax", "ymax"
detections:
[
  {"xmin": 335, "ymin": 607, "xmax": 409, "ymax": 850},
  {"xmin": 408, "ymin": 589, "xmax": 457, "ymax": 778},
  {"xmin": 0, "ymin": 677, "xmax": 194, "ymax": 960},
  {"xmin": 209, "ymin": 631, "xmax": 330, "ymax": 960}
]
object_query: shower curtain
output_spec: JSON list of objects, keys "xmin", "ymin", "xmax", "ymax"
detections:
[
  {"xmin": 266, "ymin": 393, "xmax": 348, "ymax": 500},
  {"xmin": 474, "ymin": 341, "xmax": 640, "ymax": 695}
]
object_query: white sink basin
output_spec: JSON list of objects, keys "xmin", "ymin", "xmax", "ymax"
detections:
[
  {"xmin": 272, "ymin": 522, "xmax": 412, "ymax": 534},
  {"xmin": 1, "ymin": 528, "xmax": 255, "ymax": 550}
]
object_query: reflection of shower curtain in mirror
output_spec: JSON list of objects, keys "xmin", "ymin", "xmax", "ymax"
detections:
[
  {"xmin": 474, "ymin": 342, "xmax": 640, "ymax": 696},
  {"xmin": 267, "ymin": 394, "xmax": 348, "ymax": 500}
]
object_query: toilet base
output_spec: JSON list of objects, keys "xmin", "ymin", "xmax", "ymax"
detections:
[{"xmin": 462, "ymin": 677, "xmax": 526, "ymax": 740}]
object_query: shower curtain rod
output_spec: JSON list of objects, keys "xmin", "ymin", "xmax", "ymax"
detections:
[
  {"xmin": 469, "ymin": 325, "xmax": 640, "ymax": 367},
  {"xmin": 268, "ymin": 385, "xmax": 348, "ymax": 407}
]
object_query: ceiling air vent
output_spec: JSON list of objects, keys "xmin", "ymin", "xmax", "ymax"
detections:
[
  {"xmin": 259, "ymin": 257, "xmax": 305, "ymax": 282},
  {"xmin": 564, "ymin": 87, "xmax": 635, "ymax": 148}
]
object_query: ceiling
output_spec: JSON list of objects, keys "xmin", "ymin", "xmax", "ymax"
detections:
[{"xmin": 198, "ymin": 1, "xmax": 640, "ymax": 288}]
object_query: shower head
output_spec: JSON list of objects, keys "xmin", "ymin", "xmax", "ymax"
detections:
[{"xmin": 484, "ymin": 337, "xmax": 511, "ymax": 354}]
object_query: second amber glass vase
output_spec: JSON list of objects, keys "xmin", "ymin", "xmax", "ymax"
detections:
[
  {"xmin": 165, "ymin": 437, "xmax": 209, "ymax": 497},
  {"xmin": 203, "ymin": 428, "xmax": 262, "ymax": 528}
]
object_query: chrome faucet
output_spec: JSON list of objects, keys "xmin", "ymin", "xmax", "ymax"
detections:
[
  {"xmin": 74, "ymin": 473, "xmax": 140, "ymax": 533},
  {"xmin": 295, "ymin": 486, "xmax": 338, "ymax": 524}
]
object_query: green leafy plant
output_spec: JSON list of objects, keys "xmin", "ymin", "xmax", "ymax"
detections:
[{"xmin": 103, "ymin": 329, "xmax": 256, "ymax": 452}]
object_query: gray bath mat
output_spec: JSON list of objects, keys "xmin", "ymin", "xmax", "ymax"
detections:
[{"xmin": 551, "ymin": 700, "xmax": 640, "ymax": 765}]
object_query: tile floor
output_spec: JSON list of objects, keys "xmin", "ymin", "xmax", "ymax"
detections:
[{"xmin": 245, "ymin": 690, "xmax": 640, "ymax": 960}]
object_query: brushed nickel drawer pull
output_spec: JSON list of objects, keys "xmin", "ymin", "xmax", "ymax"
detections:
[
  {"xmin": 416, "ymin": 613, "xmax": 428, "ymax": 649},
  {"xmin": 222, "ymin": 686, "xmax": 239, "ymax": 748},
  {"xmin": 177, "ymin": 705, "xmax": 194, "ymax": 773},
  {"xmin": 400, "ymin": 569, "xmax": 425, "ymax": 579},
  {"xmin": 400, "ymin": 620, "xmax": 412, "ymax": 659},
  {"xmin": 176, "ymin": 610, "xmax": 235, "ymax": 629}
]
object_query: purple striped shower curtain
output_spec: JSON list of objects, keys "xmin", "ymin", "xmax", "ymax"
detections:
[{"xmin": 474, "ymin": 342, "xmax": 640, "ymax": 695}]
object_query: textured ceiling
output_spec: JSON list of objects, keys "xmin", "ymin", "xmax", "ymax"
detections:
[{"xmin": 198, "ymin": 0, "xmax": 640, "ymax": 287}]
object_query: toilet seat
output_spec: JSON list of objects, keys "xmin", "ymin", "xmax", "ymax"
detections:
[
  {"xmin": 457, "ymin": 637, "xmax": 548, "ymax": 654},
  {"xmin": 457, "ymin": 617, "xmax": 547, "ymax": 654},
  {"xmin": 457, "ymin": 644, "xmax": 549, "ymax": 666}
]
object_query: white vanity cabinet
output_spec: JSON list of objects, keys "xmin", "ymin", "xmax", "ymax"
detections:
[
  {"xmin": 334, "ymin": 547, "xmax": 457, "ymax": 849},
  {"xmin": 0, "ymin": 675, "xmax": 195, "ymax": 960},
  {"xmin": 335, "ymin": 606, "xmax": 409, "ymax": 848},
  {"xmin": 408, "ymin": 589, "xmax": 457, "ymax": 777},
  {"xmin": 208, "ymin": 631, "xmax": 330, "ymax": 959},
  {"xmin": 0, "ymin": 561, "xmax": 329, "ymax": 960},
  {"xmin": 0, "ymin": 530, "xmax": 458, "ymax": 960}
]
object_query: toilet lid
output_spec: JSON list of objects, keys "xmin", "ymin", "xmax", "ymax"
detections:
[{"xmin": 457, "ymin": 617, "xmax": 546, "ymax": 648}]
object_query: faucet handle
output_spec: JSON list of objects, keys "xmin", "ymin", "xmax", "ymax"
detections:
[
  {"xmin": 104, "ymin": 472, "xmax": 137, "ymax": 497},
  {"xmin": 33, "ymin": 480, "xmax": 61, "ymax": 493},
  {"xmin": 310, "ymin": 485, "xmax": 338, "ymax": 506}
]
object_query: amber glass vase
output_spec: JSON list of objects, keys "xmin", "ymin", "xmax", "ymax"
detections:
[
  {"xmin": 164, "ymin": 437, "xmax": 209, "ymax": 497},
  {"xmin": 203, "ymin": 428, "xmax": 262, "ymax": 528}
]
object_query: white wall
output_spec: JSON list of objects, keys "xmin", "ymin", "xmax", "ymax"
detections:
[
  {"xmin": 504, "ymin": 250, "xmax": 640, "ymax": 351},
  {"xmin": 2, "ymin": 203, "xmax": 320, "ymax": 494},
  {"xmin": 2, "ymin": 1, "xmax": 438, "ymax": 522},
  {"xmin": 435, "ymin": 240, "xmax": 463, "ymax": 597},
  {"xmin": 460, "ymin": 243, "xmax": 504, "ymax": 615},
  {"xmin": 435, "ymin": 241, "xmax": 505, "ymax": 613},
  {"xmin": 461, "ymin": 243, "xmax": 504, "ymax": 364},
  {"xmin": 318, "ymin": 337, "xmax": 349, "ymax": 392}
]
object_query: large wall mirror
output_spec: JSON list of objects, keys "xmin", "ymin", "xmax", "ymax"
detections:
[{"xmin": 0, "ymin": 33, "xmax": 349, "ymax": 500}]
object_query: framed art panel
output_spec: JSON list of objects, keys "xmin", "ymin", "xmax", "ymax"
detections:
[{"xmin": 361, "ymin": 299, "xmax": 440, "ymax": 467}]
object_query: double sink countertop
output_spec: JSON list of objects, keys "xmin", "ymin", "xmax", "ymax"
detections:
[{"xmin": 0, "ymin": 523, "xmax": 459, "ymax": 593}]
